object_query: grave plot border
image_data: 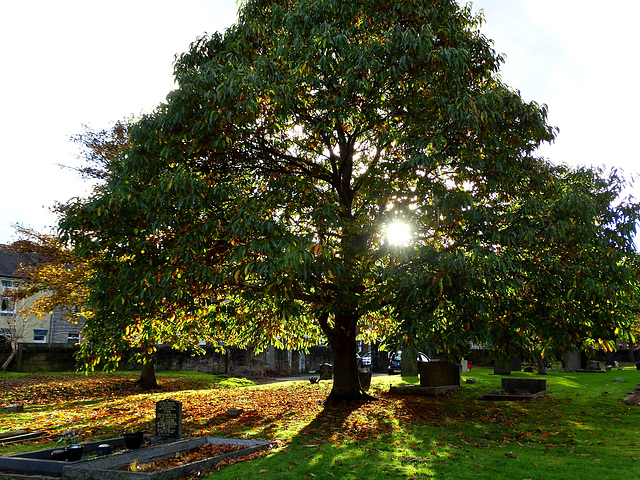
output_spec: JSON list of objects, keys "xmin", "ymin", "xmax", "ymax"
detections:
[{"xmin": 62, "ymin": 437, "xmax": 271, "ymax": 480}]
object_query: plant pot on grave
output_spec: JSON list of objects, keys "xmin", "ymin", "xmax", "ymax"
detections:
[
  {"xmin": 50, "ymin": 449, "xmax": 67, "ymax": 461},
  {"xmin": 124, "ymin": 431, "xmax": 144, "ymax": 449},
  {"xmin": 65, "ymin": 444, "xmax": 84, "ymax": 462}
]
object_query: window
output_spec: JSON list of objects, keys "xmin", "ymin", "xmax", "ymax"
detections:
[
  {"xmin": 67, "ymin": 333, "xmax": 80, "ymax": 344},
  {"xmin": 33, "ymin": 329, "xmax": 48, "ymax": 343},
  {"xmin": 1, "ymin": 280, "xmax": 17, "ymax": 316},
  {"xmin": 0, "ymin": 327, "xmax": 13, "ymax": 342}
]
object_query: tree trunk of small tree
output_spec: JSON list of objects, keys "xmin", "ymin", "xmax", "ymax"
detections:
[
  {"xmin": 1, "ymin": 344, "xmax": 18, "ymax": 371},
  {"xmin": 136, "ymin": 363, "xmax": 158, "ymax": 389}
]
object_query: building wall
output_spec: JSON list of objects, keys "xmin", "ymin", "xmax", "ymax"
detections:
[
  {"xmin": 1, "ymin": 275, "xmax": 83, "ymax": 344},
  {"xmin": 49, "ymin": 308, "xmax": 84, "ymax": 344},
  {"xmin": 0, "ymin": 280, "xmax": 52, "ymax": 343}
]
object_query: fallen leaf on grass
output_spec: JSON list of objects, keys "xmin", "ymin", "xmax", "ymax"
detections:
[
  {"xmin": 258, "ymin": 469, "xmax": 268, "ymax": 474},
  {"xmin": 505, "ymin": 453, "xmax": 519, "ymax": 459}
]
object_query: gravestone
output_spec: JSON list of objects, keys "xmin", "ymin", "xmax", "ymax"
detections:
[
  {"xmin": 319, "ymin": 363, "xmax": 332, "ymax": 380},
  {"xmin": 155, "ymin": 399, "xmax": 182, "ymax": 440},
  {"xmin": 419, "ymin": 362, "xmax": 460, "ymax": 388},
  {"xmin": 605, "ymin": 352, "xmax": 615, "ymax": 367},
  {"xmin": 494, "ymin": 360, "xmax": 512, "ymax": 375},
  {"xmin": 511, "ymin": 357, "xmax": 522, "ymax": 372},
  {"xmin": 564, "ymin": 350, "xmax": 581, "ymax": 372}
]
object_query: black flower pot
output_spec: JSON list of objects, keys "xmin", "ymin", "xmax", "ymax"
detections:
[
  {"xmin": 50, "ymin": 449, "xmax": 67, "ymax": 461},
  {"xmin": 123, "ymin": 431, "xmax": 144, "ymax": 449},
  {"xmin": 97, "ymin": 443, "xmax": 112, "ymax": 456},
  {"xmin": 65, "ymin": 444, "xmax": 84, "ymax": 462}
]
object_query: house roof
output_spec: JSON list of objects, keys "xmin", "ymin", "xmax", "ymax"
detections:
[{"xmin": 0, "ymin": 244, "xmax": 33, "ymax": 279}]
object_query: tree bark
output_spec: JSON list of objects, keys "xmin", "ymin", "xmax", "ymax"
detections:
[
  {"xmin": 1, "ymin": 345, "xmax": 18, "ymax": 371},
  {"xmin": 325, "ymin": 315, "xmax": 372, "ymax": 403},
  {"xmin": 136, "ymin": 363, "xmax": 158, "ymax": 389}
]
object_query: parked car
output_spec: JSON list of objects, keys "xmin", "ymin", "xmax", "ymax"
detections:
[
  {"xmin": 360, "ymin": 351, "xmax": 371, "ymax": 366},
  {"xmin": 357, "ymin": 351, "xmax": 371, "ymax": 367},
  {"xmin": 388, "ymin": 351, "xmax": 430, "ymax": 374}
]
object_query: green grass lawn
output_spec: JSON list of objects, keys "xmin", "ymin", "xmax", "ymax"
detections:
[{"xmin": 1, "ymin": 367, "xmax": 639, "ymax": 479}]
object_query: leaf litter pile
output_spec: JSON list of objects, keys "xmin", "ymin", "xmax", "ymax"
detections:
[
  {"xmin": 123, "ymin": 442, "xmax": 250, "ymax": 473},
  {"xmin": 3, "ymin": 371, "xmax": 635, "ymax": 478}
]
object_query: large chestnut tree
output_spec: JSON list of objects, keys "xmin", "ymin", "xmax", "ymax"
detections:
[{"xmin": 60, "ymin": 0, "xmax": 639, "ymax": 400}]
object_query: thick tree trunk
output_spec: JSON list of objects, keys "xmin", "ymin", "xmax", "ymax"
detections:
[
  {"xmin": 324, "ymin": 315, "xmax": 372, "ymax": 403},
  {"xmin": 136, "ymin": 363, "xmax": 158, "ymax": 389}
]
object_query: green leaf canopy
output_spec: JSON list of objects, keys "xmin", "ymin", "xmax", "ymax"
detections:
[{"xmin": 60, "ymin": 0, "xmax": 639, "ymax": 400}]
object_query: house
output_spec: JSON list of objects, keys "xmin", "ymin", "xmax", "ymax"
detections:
[{"xmin": 0, "ymin": 244, "xmax": 82, "ymax": 344}]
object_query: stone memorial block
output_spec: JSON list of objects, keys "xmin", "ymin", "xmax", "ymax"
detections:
[
  {"xmin": 419, "ymin": 362, "xmax": 460, "ymax": 388},
  {"xmin": 511, "ymin": 357, "xmax": 522, "ymax": 372},
  {"xmin": 564, "ymin": 350, "xmax": 581, "ymax": 372},
  {"xmin": 502, "ymin": 378, "xmax": 547, "ymax": 394},
  {"xmin": 605, "ymin": 352, "xmax": 615, "ymax": 367},
  {"xmin": 319, "ymin": 363, "xmax": 332, "ymax": 380},
  {"xmin": 155, "ymin": 399, "xmax": 182, "ymax": 440},
  {"xmin": 494, "ymin": 360, "xmax": 512, "ymax": 376}
]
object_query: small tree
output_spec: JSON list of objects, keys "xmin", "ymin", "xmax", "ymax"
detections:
[{"xmin": 1, "ymin": 311, "xmax": 28, "ymax": 371}]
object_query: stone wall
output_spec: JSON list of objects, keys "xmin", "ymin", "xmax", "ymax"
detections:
[
  {"xmin": 0, "ymin": 343, "xmax": 335, "ymax": 376},
  {"xmin": 4, "ymin": 343, "xmax": 80, "ymax": 372}
]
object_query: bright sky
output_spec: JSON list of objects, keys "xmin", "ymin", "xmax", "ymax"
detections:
[{"xmin": 1, "ymin": 1, "xmax": 638, "ymax": 246}]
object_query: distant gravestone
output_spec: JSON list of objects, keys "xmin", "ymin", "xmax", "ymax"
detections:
[
  {"xmin": 494, "ymin": 360, "xmax": 512, "ymax": 376},
  {"xmin": 564, "ymin": 350, "xmax": 581, "ymax": 372},
  {"xmin": 319, "ymin": 363, "xmax": 333, "ymax": 380},
  {"xmin": 155, "ymin": 399, "xmax": 182, "ymax": 440},
  {"xmin": 419, "ymin": 362, "xmax": 460, "ymax": 388},
  {"xmin": 511, "ymin": 357, "xmax": 522, "ymax": 372},
  {"xmin": 605, "ymin": 352, "xmax": 615, "ymax": 367}
]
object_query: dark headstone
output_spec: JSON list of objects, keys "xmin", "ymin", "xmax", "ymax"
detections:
[
  {"xmin": 319, "ymin": 363, "xmax": 332, "ymax": 380},
  {"xmin": 502, "ymin": 378, "xmax": 547, "ymax": 394},
  {"xmin": 605, "ymin": 352, "xmax": 615, "ymax": 367},
  {"xmin": 155, "ymin": 399, "xmax": 182, "ymax": 440},
  {"xmin": 494, "ymin": 360, "xmax": 512, "ymax": 375},
  {"xmin": 419, "ymin": 362, "xmax": 460, "ymax": 388},
  {"xmin": 564, "ymin": 350, "xmax": 581, "ymax": 372},
  {"xmin": 511, "ymin": 357, "xmax": 522, "ymax": 372},
  {"xmin": 6, "ymin": 404, "xmax": 24, "ymax": 413}
]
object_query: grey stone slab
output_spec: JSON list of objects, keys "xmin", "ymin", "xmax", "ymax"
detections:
[
  {"xmin": 62, "ymin": 437, "xmax": 271, "ymax": 480},
  {"xmin": 389, "ymin": 384, "xmax": 458, "ymax": 397}
]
